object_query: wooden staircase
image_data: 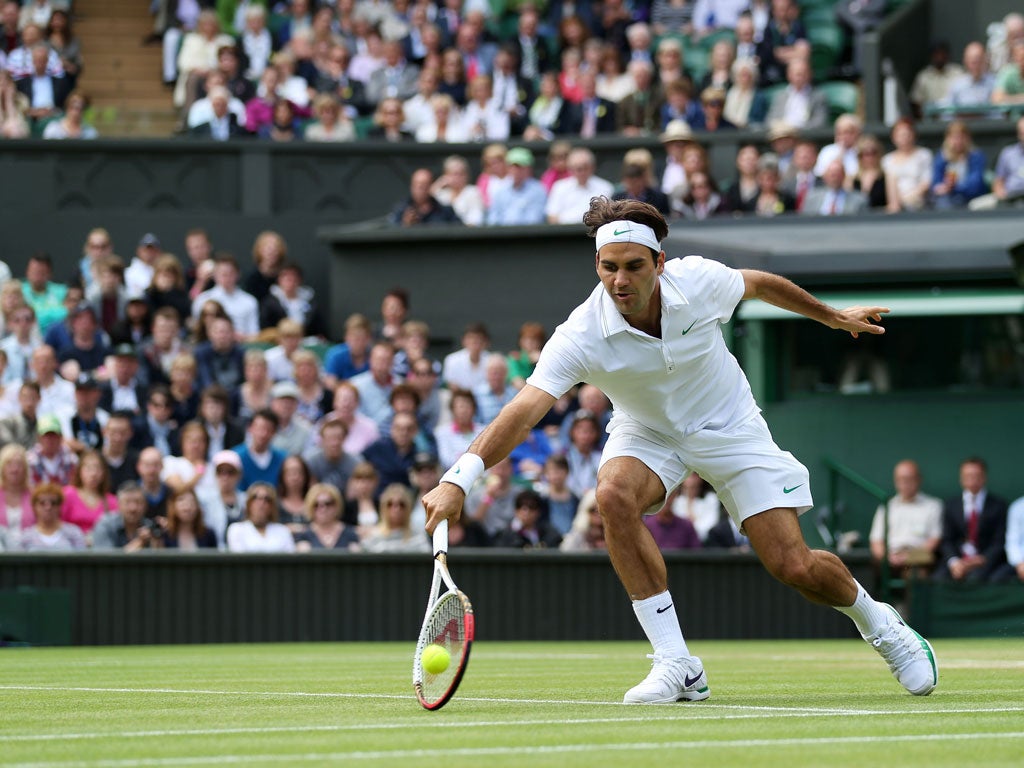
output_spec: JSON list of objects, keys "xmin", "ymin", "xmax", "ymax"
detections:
[{"xmin": 76, "ymin": 0, "xmax": 179, "ymax": 137}]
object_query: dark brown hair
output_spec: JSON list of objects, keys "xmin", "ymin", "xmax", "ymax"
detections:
[{"xmin": 583, "ymin": 196, "xmax": 669, "ymax": 255}]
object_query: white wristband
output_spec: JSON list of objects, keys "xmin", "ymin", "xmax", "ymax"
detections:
[{"xmin": 440, "ymin": 453, "xmax": 485, "ymax": 495}]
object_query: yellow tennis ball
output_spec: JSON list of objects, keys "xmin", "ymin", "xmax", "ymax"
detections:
[{"xmin": 422, "ymin": 644, "xmax": 451, "ymax": 675}]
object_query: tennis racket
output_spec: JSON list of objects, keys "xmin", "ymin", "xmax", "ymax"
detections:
[{"xmin": 413, "ymin": 519, "xmax": 475, "ymax": 710}]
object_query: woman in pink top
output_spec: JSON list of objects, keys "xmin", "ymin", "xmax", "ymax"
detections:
[
  {"xmin": 61, "ymin": 450, "xmax": 117, "ymax": 534},
  {"xmin": 0, "ymin": 444, "xmax": 35, "ymax": 546}
]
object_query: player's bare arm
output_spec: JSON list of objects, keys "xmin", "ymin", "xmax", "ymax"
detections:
[
  {"xmin": 423, "ymin": 384, "xmax": 556, "ymax": 534},
  {"xmin": 740, "ymin": 269, "xmax": 889, "ymax": 338}
]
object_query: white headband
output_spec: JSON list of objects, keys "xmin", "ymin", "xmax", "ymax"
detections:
[{"xmin": 595, "ymin": 220, "xmax": 661, "ymax": 253}]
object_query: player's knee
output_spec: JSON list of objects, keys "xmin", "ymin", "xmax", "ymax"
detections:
[
  {"xmin": 766, "ymin": 553, "xmax": 814, "ymax": 589},
  {"xmin": 594, "ymin": 481, "xmax": 644, "ymax": 525}
]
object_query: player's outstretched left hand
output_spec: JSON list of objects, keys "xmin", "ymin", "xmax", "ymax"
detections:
[{"xmin": 832, "ymin": 306, "xmax": 889, "ymax": 338}]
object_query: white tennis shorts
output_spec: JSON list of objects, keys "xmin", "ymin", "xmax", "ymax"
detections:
[{"xmin": 599, "ymin": 413, "xmax": 813, "ymax": 526}]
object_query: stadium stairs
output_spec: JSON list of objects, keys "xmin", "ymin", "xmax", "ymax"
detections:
[{"xmin": 76, "ymin": 0, "xmax": 178, "ymax": 138}]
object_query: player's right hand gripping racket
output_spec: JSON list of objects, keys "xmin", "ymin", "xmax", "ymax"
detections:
[{"xmin": 413, "ymin": 519, "xmax": 475, "ymax": 710}]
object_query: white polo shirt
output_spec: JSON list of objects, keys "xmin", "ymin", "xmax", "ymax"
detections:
[
  {"xmin": 527, "ymin": 256, "xmax": 757, "ymax": 444},
  {"xmin": 545, "ymin": 175, "xmax": 616, "ymax": 224}
]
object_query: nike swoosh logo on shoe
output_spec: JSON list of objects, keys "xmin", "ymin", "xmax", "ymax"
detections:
[
  {"xmin": 656, "ymin": 603, "xmax": 673, "ymax": 614},
  {"xmin": 684, "ymin": 670, "xmax": 703, "ymax": 687}
]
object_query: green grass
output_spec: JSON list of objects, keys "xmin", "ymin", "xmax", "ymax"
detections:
[{"xmin": 0, "ymin": 639, "xmax": 1022, "ymax": 767}]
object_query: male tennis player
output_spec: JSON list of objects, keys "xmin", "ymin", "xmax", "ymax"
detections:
[{"xmin": 423, "ymin": 197, "xmax": 937, "ymax": 703}]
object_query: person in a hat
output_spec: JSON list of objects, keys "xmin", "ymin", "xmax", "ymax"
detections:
[
  {"xmin": 269, "ymin": 380, "xmax": 313, "ymax": 457},
  {"xmin": 64, "ymin": 373, "xmax": 109, "ymax": 453},
  {"xmin": 197, "ymin": 449, "xmax": 246, "ymax": 547},
  {"xmin": 658, "ymin": 119, "xmax": 695, "ymax": 200},
  {"xmin": 125, "ymin": 233, "xmax": 162, "ymax": 299},
  {"xmin": 767, "ymin": 120, "xmax": 799, "ymax": 176},
  {"xmin": 27, "ymin": 414, "xmax": 78, "ymax": 487},
  {"xmin": 56, "ymin": 304, "xmax": 110, "ymax": 376},
  {"xmin": 486, "ymin": 146, "xmax": 547, "ymax": 225},
  {"xmin": 423, "ymin": 196, "xmax": 937, "ymax": 703}
]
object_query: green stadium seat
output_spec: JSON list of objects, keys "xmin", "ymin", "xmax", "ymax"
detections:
[
  {"xmin": 685, "ymin": 47, "xmax": 711, "ymax": 82},
  {"xmin": 806, "ymin": 23, "xmax": 846, "ymax": 54},
  {"xmin": 354, "ymin": 115, "xmax": 376, "ymax": 139},
  {"xmin": 699, "ymin": 28, "xmax": 737, "ymax": 51},
  {"xmin": 819, "ymin": 80, "xmax": 860, "ymax": 120}
]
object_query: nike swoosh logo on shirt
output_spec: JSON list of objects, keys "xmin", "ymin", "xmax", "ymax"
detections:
[
  {"xmin": 783, "ymin": 484, "xmax": 804, "ymax": 494},
  {"xmin": 680, "ymin": 320, "xmax": 698, "ymax": 335}
]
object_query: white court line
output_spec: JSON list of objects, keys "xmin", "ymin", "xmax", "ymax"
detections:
[
  {"xmin": 3, "ymin": 731, "xmax": 1024, "ymax": 768},
  {"xmin": 1, "ymin": 706, "xmax": 1023, "ymax": 744}
]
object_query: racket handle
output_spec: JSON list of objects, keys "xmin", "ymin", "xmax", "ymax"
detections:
[{"xmin": 433, "ymin": 519, "xmax": 449, "ymax": 556}]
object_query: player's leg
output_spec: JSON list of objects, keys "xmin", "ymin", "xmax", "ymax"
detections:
[
  {"xmin": 744, "ymin": 506, "xmax": 937, "ymax": 695},
  {"xmin": 596, "ymin": 447, "xmax": 709, "ymax": 704}
]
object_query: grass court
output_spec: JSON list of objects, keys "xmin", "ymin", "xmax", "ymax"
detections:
[{"xmin": 1, "ymin": 638, "xmax": 1021, "ymax": 767}]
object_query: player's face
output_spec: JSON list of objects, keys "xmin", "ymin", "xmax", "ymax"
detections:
[{"xmin": 596, "ymin": 243, "xmax": 665, "ymax": 321}]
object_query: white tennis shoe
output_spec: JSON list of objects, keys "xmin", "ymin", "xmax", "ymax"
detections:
[
  {"xmin": 623, "ymin": 654, "xmax": 710, "ymax": 704},
  {"xmin": 863, "ymin": 604, "xmax": 938, "ymax": 696}
]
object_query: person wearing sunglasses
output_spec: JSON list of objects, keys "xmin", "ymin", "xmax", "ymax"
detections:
[{"xmin": 225, "ymin": 481, "xmax": 294, "ymax": 553}]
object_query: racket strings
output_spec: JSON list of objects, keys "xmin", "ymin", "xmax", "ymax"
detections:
[{"xmin": 418, "ymin": 592, "xmax": 467, "ymax": 701}]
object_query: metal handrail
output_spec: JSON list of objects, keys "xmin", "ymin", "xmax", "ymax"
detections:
[{"xmin": 822, "ymin": 456, "xmax": 896, "ymax": 601}]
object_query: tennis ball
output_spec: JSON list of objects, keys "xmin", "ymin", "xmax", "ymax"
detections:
[{"xmin": 422, "ymin": 644, "xmax": 450, "ymax": 675}]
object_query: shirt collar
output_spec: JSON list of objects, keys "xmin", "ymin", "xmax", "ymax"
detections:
[{"xmin": 597, "ymin": 271, "xmax": 688, "ymax": 338}]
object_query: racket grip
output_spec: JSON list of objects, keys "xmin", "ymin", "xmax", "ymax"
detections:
[{"xmin": 433, "ymin": 519, "xmax": 449, "ymax": 556}]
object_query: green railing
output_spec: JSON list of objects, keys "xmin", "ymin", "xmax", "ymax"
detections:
[{"xmin": 822, "ymin": 456, "xmax": 897, "ymax": 601}]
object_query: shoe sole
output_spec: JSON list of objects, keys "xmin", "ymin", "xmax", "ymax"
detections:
[
  {"xmin": 884, "ymin": 604, "xmax": 938, "ymax": 696},
  {"xmin": 623, "ymin": 686, "xmax": 711, "ymax": 704}
]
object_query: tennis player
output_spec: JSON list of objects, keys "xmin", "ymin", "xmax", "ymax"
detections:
[{"xmin": 423, "ymin": 197, "xmax": 937, "ymax": 703}]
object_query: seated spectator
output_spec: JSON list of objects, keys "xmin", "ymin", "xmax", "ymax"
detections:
[
  {"xmin": 244, "ymin": 66, "xmax": 281, "ymax": 134},
  {"xmin": 21, "ymin": 252, "xmax": 67, "ymax": 336},
  {"xmin": 361, "ymin": 482, "xmax": 430, "ymax": 552},
  {"xmin": 136, "ymin": 446, "xmax": 170, "ymax": 522},
  {"xmin": 268, "ymin": 48, "xmax": 311, "ymax": 110},
  {"xmin": 197, "ymin": 449, "xmax": 245, "ymax": 547},
  {"xmin": 538, "ymin": 454, "xmax": 579, "ymax": 537},
  {"xmin": 295, "ymin": 482, "xmax": 360, "ymax": 551},
  {"xmin": 524, "ymin": 72, "xmax": 565, "ymax": 141},
  {"xmin": 0, "ymin": 444, "xmax": 34, "ymax": 548},
  {"xmin": 403, "ymin": 66, "xmax": 442, "ymax": 135},
  {"xmin": 323, "ymin": 313, "xmax": 373, "ymax": 386},
  {"xmin": 193, "ymin": 316, "xmax": 245, "ymax": 393},
  {"xmin": 101, "ymin": 410, "xmax": 139, "ymax": 490},
  {"xmin": 0, "ymin": 383, "xmax": 41, "ymax": 451},
  {"xmin": 138, "ymin": 308, "xmax": 187, "ymax": 388},
  {"xmin": 187, "ymin": 70, "xmax": 247, "ymax": 131},
  {"xmin": 349, "ymin": 340, "xmax": 397, "ymax": 429},
  {"xmin": 988, "ymin": 12, "xmax": 1024, "ymax": 72},
  {"xmin": 366, "ymin": 96, "xmax": 415, "ymax": 142},
  {"xmin": 756, "ymin": 0, "xmax": 808, "ymax": 86},
  {"xmin": 264, "ymin": 319, "xmax": 302, "ymax": 382},
  {"xmin": 545, "ymin": 147, "xmax": 614, "ymax": 224},
  {"xmin": 672, "ymin": 473, "xmax": 720, "ymax": 543},
  {"xmin": 162, "ymin": 488, "xmax": 217, "ymax": 549},
  {"xmin": 486, "ymin": 146, "xmax": 548, "ymax": 225},
  {"xmin": 60, "ymin": 449, "xmax": 117, "ymax": 536},
  {"xmin": 765, "ymin": 58, "xmax": 828, "ymax": 130},
  {"xmin": 434, "ymin": 389, "xmax": 483, "ymax": 470},
  {"xmin": 612, "ymin": 156, "xmax": 672, "ymax": 216},
  {"xmin": 615, "ymin": 60, "xmax": 663, "ymax": 137},
  {"xmin": 556, "ymin": 70, "xmax": 616, "ymax": 138},
  {"xmin": 57, "ymin": 304, "xmax": 109, "ymax": 375},
  {"xmin": 869, "ymin": 460, "xmax": 942, "ymax": 578},
  {"xmin": 883, "ymin": 118, "xmax": 933, "ymax": 213},
  {"xmin": 303, "ymin": 417, "xmax": 360, "ymax": 491},
  {"xmin": 15, "ymin": 43, "xmax": 71, "ymax": 124},
  {"xmin": 558, "ymin": 490, "xmax": 606, "ymax": 551},
  {"xmin": 389, "ymin": 167, "xmax": 461, "ymax": 227},
  {"xmin": 767, "ymin": 120, "xmax": 798, "ymax": 175},
  {"xmin": 781, "ymin": 138, "xmax": 820, "ymax": 211},
  {"xmin": 161, "ymin": 420, "xmax": 211, "ymax": 496},
  {"xmin": 226, "ymin": 481, "xmax": 295, "ymax": 552},
  {"xmin": 695, "ymin": 86, "xmax": 735, "ymax": 132},
  {"xmin": 275, "ymin": 453, "xmax": 312, "ymax": 533},
  {"xmin": 475, "ymin": 142, "xmax": 509, "ymax": 208},
  {"xmin": 993, "ymin": 39, "xmax": 1024, "ymax": 106},
  {"xmin": 231, "ymin": 409, "xmax": 286, "ymax": 490},
  {"xmin": 6, "ymin": 22, "xmax": 63, "ymax": 80},
  {"xmin": 1006, "ymin": 493, "xmax": 1024, "ymax": 582},
  {"xmin": 258, "ymin": 262, "xmax": 326, "ymax": 338},
  {"xmin": 19, "ymin": 483, "xmax": 86, "ymax": 552},
  {"xmin": 703, "ymin": 505, "xmax": 750, "ymax": 550},
  {"xmin": 596, "ymin": 41, "xmax": 634, "ymax": 104},
  {"xmin": 257, "ymin": 97, "xmax": 303, "ymax": 141},
  {"xmin": 947, "ymin": 41, "xmax": 996, "ymax": 111},
  {"xmin": 989, "ymin": 115, "xmax": 1024, "ymax": 206},
  {"xmin": 721, "ymin": 143, "xmax": 761, "ymax": 213},
  {"xmin": 416, "ymin": 92, "xmax": 468, "ymax": 143},
  {"xmin": 344, "ymin": 460, "xmax": 380, "ymax": 532},
  {"xmin": 326, "ymin": 381, "xmax": 380, "ymax": 455},
  {"xmin": 564, "ymin": 409, "xmax": 602, "ymax": 499},
  {"xmin": 437, "ymin": 46, "xmax": 467, "ymax": 106},
  {"xmin": 507, "ymin": 321, "xmax": 546, "ymax": 390},
  {"xmin": 659, "ymin": 120, "xmax": 697, "ymax": 204},
  {"xmin": 691, "ymin": 0, "xmax": 750, "ymax": 38},
  {"xmin": 459, "ymin": 74, "xmax": 510, "ymax": 142},
  {"xmin": 64, "ymin": 374, "xmax": 106, "ymax": 453},
  {"xmin": 195, "ymin": 383, "xmax": 243, "ymax": 456},
  {"xmin": 465, "ymin": 456, "xmax": 517, "ymax": 538},
  {"xmin": 192, "ymin": 255, "xmax": 259, "ymax": 340},
  {"xmin": 303, "ymin": 92, "xmax": 354, "ymax": 142},
  {"xmin": 365, "ymin": 37, "xmax": 420, "ymax": 106},
  {"xmin": 85, "ymin": 256, "xmax": 127, "ymax": 337},
  {"xmin": 239, "ymin": 5, "xmax": 273, "ymax": 81},
  {"xmin": 937, "ymin": 457, "xmax": 1009, "ymax": 582},
  {"xmin": 0, "ymin": 68, "xmax": 30, "ymax": 139},
  {"xmin": 442, "ymin": 322, "xmax": 490, "ymax": 391},
  {"xmin": 1, "ymin": 305, "xmax": 40, "ymax": 384},
  {"xmin": 42, "ymin": 89, "xmax": 97, "ymax": 139},
  {"xmin": 676, "ymin": 170, "xmax": 724, "ymax": 220},
  {"xmin": 30, "ymin": 344, "xmax": 74, "ymax": 421},
  {"xmin": 493, "ymin": 489, "xmax": 561, "ymax": 549},
  {"xmin": 751, "ymin": 153, "xmax": 796, "ymax": 217},
  {"xmin": 167, "ymin": 353, "xmax": 200, "ymax": 425},
  {"xmin": 653, "ymin": 36, "xmax": 688, "ymax": 89},
  {"xmin": 405, "ymin": 355, "xmax": 443, "ymax": 434},
  {"xmin": 910, "ymin": 40, "xmax": 964, "ymax": 116},
  {"xmin": 849, "ymin": 135, "xmax": 888, "ymax": 210},
  {"xmin": 814, "ymin": 113, "xmax": 863, "ymax": 179},
  {"xmin": 174, "ymin": 10, "xmax": 234, "ymax": 112},
  {"xmin": 91, "ymin": 480, "xmax": 162, "ymax": 551},
  {"xmin": 108, "ymin": 296, "xmax": 151, "ymax": 348},
  {"xmin": 472, "ymin": 355, "xmax": 516, "ymax": 426},
  {"xmin": 268, "ymin": 381, "xmax": 312, "ymax": 457},
  {"xmin": 645, "ymin": 489, "xmax": 702, "ymax": 550},
  {"xmin": 144, "ymin": 255, "xmax": 191, "ymax": 326},
  {"xmin": 802, "ymin": 160, "xmax": 867, "ymax": 216},
  {"xmin": 931, "ymin": 120, "xmax": 988, "ymax": 209},
  {"xmin": 430, "ymin": 154, "xmax": 485, "ymax": 227},
  {"xmin": 363, "ymin": 412, "xmax": 419, "ymax": 488},
  {"xmin": 659, "ymin": 79, "xmax": 703, "ymax": 131},
  {"xmin": 28, "ymin": 414, "xmax": 77, "ymax": 486}
]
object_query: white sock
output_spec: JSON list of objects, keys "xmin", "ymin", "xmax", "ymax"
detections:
[
  {"xmin": 633, "ymin": 590, "xmax": 689, "ymax": 658},
  {"xmin": 833, "ymin": 580, "xmax": 892, "ymax": 636}
]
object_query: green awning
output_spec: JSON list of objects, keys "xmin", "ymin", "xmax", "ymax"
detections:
[{"xmin": 738, "ymin": 289, "xmax": 1024, "ymax": 320}]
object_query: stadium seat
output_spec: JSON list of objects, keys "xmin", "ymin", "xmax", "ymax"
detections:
[
  {"xmin": 354, "ymin": 115, "xmax": 376, "ymax": 139},
  {"xmin": 686, "ymin": 46, "xmax": 711, "ymax": 83},
  {"xmin": 699, "ymin": 28, "xmax": 737, "ymax": 51},
  {"xmin": 819, "ymin": 80, "xmax": 860, "ymax": 120}
]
